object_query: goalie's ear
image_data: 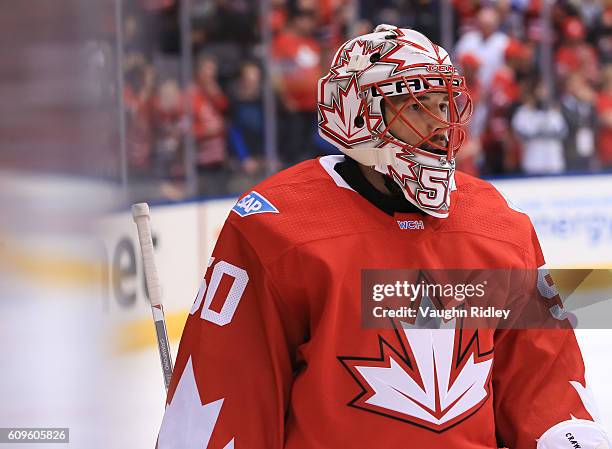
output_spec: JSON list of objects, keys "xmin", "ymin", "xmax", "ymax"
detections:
[{"xmin": 536, "ymin": 418, "xmax": 610, "ymax": 449}]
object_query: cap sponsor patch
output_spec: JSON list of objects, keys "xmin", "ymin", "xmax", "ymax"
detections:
[{"xmin": 232, "ymin": 191, "xmax": 279, "ymax": 217}]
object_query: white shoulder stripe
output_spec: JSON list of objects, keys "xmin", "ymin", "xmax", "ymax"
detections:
[{"xmin": 319, "ymin": 155, "xmax": 355, "ymax": 191}]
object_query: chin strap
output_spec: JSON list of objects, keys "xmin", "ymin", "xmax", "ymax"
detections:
[
  {"xmin": 341, "ymin": 147, "xmax": 398, "ymax": 168},
  {"xmin": 341, "ymin": 147, "xmax": 456, "ymax": 183}
]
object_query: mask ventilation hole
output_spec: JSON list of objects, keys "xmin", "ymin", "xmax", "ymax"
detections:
[
  {"xmin": 354, "ymin": 116, "xmax": 365, "ymax": 128},
  {"xmin": 369, "ymin": 53, "xmax": 381, "ymax": 63}
]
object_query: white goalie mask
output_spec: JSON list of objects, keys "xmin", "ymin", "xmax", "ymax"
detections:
[{"xmin": 317, "ymin": 24, "xmax": 473, "ymax": 218}]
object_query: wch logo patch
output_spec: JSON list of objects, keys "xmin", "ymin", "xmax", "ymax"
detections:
[
  {"xmin": 232, "ymin": 191, "xmax": 279, "ymax": 217},
  {"xmin": 397, "ymin": 220, "xmax": 425, "ymax": 230}
]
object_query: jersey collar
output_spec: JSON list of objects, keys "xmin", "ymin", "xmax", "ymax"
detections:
[{"xmin": 320, "ymin": 155, "xmax": 423, "ymax": 217}]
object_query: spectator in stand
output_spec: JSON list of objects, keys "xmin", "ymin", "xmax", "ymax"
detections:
[
  {"xmin": 191, "ymin": 55, "xmax": 230, "ymax": 195},
  {"xmin": 512, "ymin": 79, "xmax": 568, "ymax": 175},
  {"xmin": 560, "ymin": 72, "xmax": 598, "ymax": 171},
  {"xmin": 123, "ymin": 12, "xmax": 155, "ymax": 61},
  {"xmin": 400, "ymin": 0, "xmax": 442, "ymax": 44},
  {"xmin": 190, "ymin": 0, "xmax": 257, "ymax": 87},
  {"xmin": 522, "ymin": 0, "xmax": 547, "ymax": 46},
  {"xmin": 455, "ymin": 6, "xmax": 510, "ymax": 92},
  {"xmin": 272, "ymin": 8, "xmax": 322, "ymax": 165},
  {"xmin": 495, "ymin": 0, "xmax": 528, "ymax": 39},
  {"xmin": 591, "ymin": 6, "xmax": 612, "ymax": 65},
  {"xmin": 456, "ymin": 53, "xmax": 483, "ymax": 176},
  {"xmin": 228, "ymin": 61, "xmax": 264, "ymax": 176},
  {"xmin": 596, "ymin": 65, "xmax": 612, "ymax": 169},
  {"xmin": 555, "ymin": 16, "xmax": 599, "ymax": 84},
  {"xmin": 123, "ymin": 55, "xmax": 155, "ymax": 175},
  {"xmin": 504, "ymin": 37, "xmax": 535, "ymax": 85},
  {"xmin": 575, "ymin": 0, "xmax": 602, "ymax": 31},
  {"xmin": 152, "ymin": 79, "xmax": 187, "ymax": 179},
  {"xmin": 451, "ymin": 0, "xmax": 479, "ymax": 25},
  {"xmin": 481, "ymin": 39, "xmax": 531, "ymax": 174},
  {"xmin": 269, "ymin": 0, "xmax": 289, "ymax": 35},
  {"xmin": 196, "ymin": 0, "xmax": 257, "ymax": 45}
]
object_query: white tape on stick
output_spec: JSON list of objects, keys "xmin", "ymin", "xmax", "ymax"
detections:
[{"xmin": 132, "ymin": 203, "xmax": 162, "ymax": 307}]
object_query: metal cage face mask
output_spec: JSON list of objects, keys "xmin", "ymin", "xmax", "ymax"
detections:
[
  {"xmin": 362, "ymin": 72, "xmax": 473, "ymax": 161},
  {"xmin": 317, "ymin": 25, "xmax": 473, "ymax": 218}
]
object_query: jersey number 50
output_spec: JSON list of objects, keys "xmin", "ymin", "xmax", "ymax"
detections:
[{"xmin": 189, "ymin": 258, "xmax": 249, "ymax": 326}]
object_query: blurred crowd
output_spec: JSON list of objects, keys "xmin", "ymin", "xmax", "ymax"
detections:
[
  {"xmin": 451, "ymin": 0, "xmax": 612, "ymax": 176},
  {"xmin": 120, "ymin": 0, "xmax": 612, "ymax": 197}
]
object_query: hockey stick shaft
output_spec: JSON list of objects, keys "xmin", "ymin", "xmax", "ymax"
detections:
[{"xmin": 131, "ymin": 203, "xmax": 174, "ymax": 392}]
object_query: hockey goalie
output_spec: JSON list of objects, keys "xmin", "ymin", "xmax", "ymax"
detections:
[{"xmin": 156, "ymin": 25, "xmax": 610, "ymax": 448}]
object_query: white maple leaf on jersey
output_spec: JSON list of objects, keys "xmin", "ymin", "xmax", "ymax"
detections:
[
  {"xmin": 318, "ymin": 76, "xmax": 382, "ymax": 147},
  {"xmin": 354, "ymin": 326, "xmax": 493, "ymax": 427},
  {"xmin": 157, "ymin": 357, "xmax": 233, "ymax": 449}
]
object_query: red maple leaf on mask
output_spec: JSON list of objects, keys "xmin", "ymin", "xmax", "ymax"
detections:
[{"xmin": 318, "ymin": 76, "xmax": 383, "ymax": 147}]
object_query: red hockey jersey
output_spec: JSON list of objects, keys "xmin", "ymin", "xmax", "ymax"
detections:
[{"xmin": 157, "ymin": 155, "xmax": 600, "ymax": 449}]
